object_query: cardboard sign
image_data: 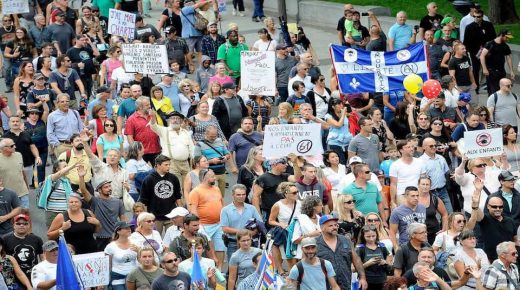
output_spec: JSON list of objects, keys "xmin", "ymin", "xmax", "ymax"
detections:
[
  {"xmin": 122, "ymin": 43, "xmax": 170, "ymax": 74},
  {"xmin": 463, "ymin": 128, "xmax": 503, "ymax": 159},
  {"xmin": 108, "ymin": 9, "xmax": 136, "ymax": 39},
  {"xmin": 73, "ymin": 252, "xmax": 110, "ymax": 288},
  {"xmin": 263, "ymin": 124, "xmax": 323, "ymax": 158},
  {"xmin": 1, "ymin": 0, "xmax": 29, "ymax": 14},
  {"xmin": 240, "ymin": 51, "xmax": 276, "ymax": 95}
]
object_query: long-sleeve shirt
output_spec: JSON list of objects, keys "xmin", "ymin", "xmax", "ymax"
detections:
[
  {"xmin": 46, "ymin": 109, "xmax": 83, "ymax": 146},
  {"xmin": 150, "ymin": 124, "xmax": 193, "ymax": 161}
]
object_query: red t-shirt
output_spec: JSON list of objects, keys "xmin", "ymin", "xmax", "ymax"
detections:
[{"xmin": 125, "ymin": 112, "xmax": 161, "ymax": 154}]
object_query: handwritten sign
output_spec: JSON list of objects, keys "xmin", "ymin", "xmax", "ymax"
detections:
[
  {"xmin": 73, "ymin": 252, "xmax": 110, "ymax": 287},
  {"xmin": 240, "ymin": 51, "xmax": 275, "ymax": 95},
  {"xmin": 463, "ymin": 128, "xmax": 503, "ymax": 159},
  {"xmin": 122, "ymin": 43, "xmax": 169, "ymax": 74},
  {"xmin": 1, "ymin": 0, "xmax": 29, "ymax": 14},
  {"xmin": 108, "ymin": 9, "xmax": 136, "ymax": 39},
  {"xmin": 263, "ymin": 124, "xmax": 323, "ymax": 158}
]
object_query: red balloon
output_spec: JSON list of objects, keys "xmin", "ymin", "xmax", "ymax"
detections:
[{"xmin": 422, "ymin": 79, "xmax": 442, "ymax": 99}]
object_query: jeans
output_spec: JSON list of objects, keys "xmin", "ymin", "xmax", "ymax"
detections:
[
  {"xmin": 36, "ymin": 150, "xmax": 48, "ymax": 184},
  {"xmin": 142, "ymin": 0, "xmax": 151, "ymax": 15},
  {"xmin": 130, "ymin": 192, "xmax": 140, "ymax": 202},
  {"xmin": 252, "ymin": 0, "xmax": 264, "ymax": 17},
  {"xmin": 80, "ymin": 76, "xmax": 93, "ymax": 100},
  {"xmin": 384, "ymin": 110, "xmax": 394, "ymax": 126},
  {"xmin": 277, "ymin": 86, "xmax": 289, "ymax": 104},
  {"xmin": 431, "ymin": 186, "xmax": 453, "ymax": 214},
  {"xmin": 19, "ymin": 195, "xmax": 29, "ymax": 209},
  {"xmin": 2, "ymin": 56, "xmax": 13, "ymax": 88},
  {"xmin": 226, "ymin": 240, "xmax": 237, "ymax": 263},
  {"xmin": 11, "ymin": 60, "xmax": 21, "ymax": 77}
]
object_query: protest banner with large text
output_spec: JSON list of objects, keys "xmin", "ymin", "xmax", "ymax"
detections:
[
  {"xmin": 108, "ymin": 9, "xmax": 136, "ymax": 39},
  {"xmin": 73, "ymin": 252, "xmax": 110, "ymax": 288},
  {"xmin": 240, "ymin": 51, "xmax": 275, "ymax": 95},
  {"xmin": 122, "ymin": 43, "xmax": 169, "ymax": 74},
  {"xmin": 263, "ymin": 124, "xmax": 323, "ymax": 158},
  {"xmin": 1, "ymin": 0, "xmax": 29, "ymax": 14},
  {"xmin": 463, "ymin": 128, "xmax": 503, "ymax": 159}
]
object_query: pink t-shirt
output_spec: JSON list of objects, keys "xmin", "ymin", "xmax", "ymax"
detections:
[
  {"xmin": 102, "ymin": 59, "xmax": 123, "ymax": 83},
  {"xmin": 209, "ymin": 75, "xmax": 234, "ymax": 86}
]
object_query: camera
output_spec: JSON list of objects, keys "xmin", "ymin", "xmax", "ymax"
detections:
[
  {"xmin": 414, "ymin": 25, "xmax": 420, "ymax": 32},
  {"xmin": 361, "ymin": 12, "xmax": 369, "ymax": 16}
]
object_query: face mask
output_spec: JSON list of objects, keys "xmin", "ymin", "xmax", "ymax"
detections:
[{"xmin": 75, "ymin": 144, "xmax": 84, "ymax": 151}]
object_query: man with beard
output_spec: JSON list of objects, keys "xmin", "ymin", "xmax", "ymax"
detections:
[
  {"xmin": 217, "ymin": 30, "xmax": 248, "ymax": 83},
  {"xmin": 228, "ymin": 117, "xmax": 263, "ymax": 169},
  {"xmin": 79, "ymin": 165, "xmax": 127, "ymax": 251},
  {"xmin": 4, "ymin": 214, "xmax": 43, "ymax": 280},
  {"xmin": 468, "ymin": 179, "xmax": 517, "ymax": 261},
  {"xmin": 316, "ymin": 215, "xmax": 367, "ymax": 290},
  {"xmin": 188, "ymin": 169, "xmax": 225, "ymax": 269},
  {"xmin": 125, "ymin": 96, "xmax": 161, "ymax": 164},
  {"xmin": 57, "ymin": 133, "xmax": 92, "ymax": 190},
  {"xmin": 423, "ymin": 30, "xmax": 444, "ymax": 80},
  {"xmin": 201, "ymin": 22, "xmax": 226, "ymax": 65},
  {"xmin": 150, "ymin": 111, "xmax": 193, "ymax": 203},
  {"xmin": 169, "ymin": 213, "xmax": 216, "ymax": 263},
  {"xmin": 152, "ymin": 252, "xmax": 191, "ymax": 290},
  {"xmin": 288, "ymin": 237, "xmax": 341, "ymax": 290},
  {"xmin": 49, "ymin": 55, "xmax": 87, "ymax": 110},
  {"xmin": 66, "ymin": 34, "xmax": 100, "ymax": 99}
]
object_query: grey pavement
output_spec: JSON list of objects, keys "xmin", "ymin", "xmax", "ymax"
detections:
[{"xmin": 5, "ymin": 1, "xmax": 520, "ymax": 240}]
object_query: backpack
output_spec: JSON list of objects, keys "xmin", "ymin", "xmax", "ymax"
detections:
[
  {"xmin": 285, "ymin": 216, "xmax": 299, "ymax": 259},
  {"xmin": 296, "ymin": 258, "xmax": 330, "ymax": 290},
  {"xmin": 181, "ymin": 9, "xmax": 208, "ymax": 33},
  {"xmin": 356, "ymin": 243, "xmax": 392, "ymax": 274},
  {"xmin": 492, "ymin": 92, "xmax": 520, "ymax": 122}
]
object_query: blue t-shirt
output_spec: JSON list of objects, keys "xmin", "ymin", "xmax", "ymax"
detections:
[
  {"xmin": 117, "ymin": 97, "xmax": 136, "ymax": 119},
  {"xmin": 288, "ymin": 259, "xmax": 336, "ymax": 290},
  {"xmin": 48, "ymin": 69, "xmax": 80, "ymax": 100},
  {"xmin": 389, "ymin": 205, "xmax": 427, "ymax": 245},
  {"xmin": 388, "ymin": 23, "xmax": 413, "ymax": 50},
  {"xmin": 380, "ymin": 159, "xmax": 395, "ymax": 177},
  {"xmin": 180, "ymin": 6, "xmax": 203, "ymax": 38},
  {"xmin": 228, "ymin": 132, "xmax": 263, "ymax": 168}
]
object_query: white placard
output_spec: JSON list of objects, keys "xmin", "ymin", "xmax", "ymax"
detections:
[
  {"xmin": 2, "ymin": 0, "xmax": 29, "ymax": 14},
  {"xmin": 463, "ymin": 128, "xmax": 503, "ymax": 159},
  {"xmin": 240, "ymin": 51, "xmax": 276, "ymax": 95},
  {"xmin": 122, "ymin": 43, "xmax": 169, "ymax": 74},
  {"xmin": 263, "ymin": 124, "xmax": 323, "ymax": 158},
  {"xmin": 73, "ymin": 252, "xmax": 110, "ymax": 288},
  {"xmin": 108, "ymin": 9, "xmax": 136, "ymax": 39}
]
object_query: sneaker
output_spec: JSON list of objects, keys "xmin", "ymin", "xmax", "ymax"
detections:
[
  {"xmin": 232, "ymin": 8, "xmax": 236, "ymax": 15},
  {"xmin": 239, "ymin": 12, "xmax": 245, "ymax": 17},
  {"xmin": 252, "ymin": 17, "xmax": 260, "ymax": 22}
]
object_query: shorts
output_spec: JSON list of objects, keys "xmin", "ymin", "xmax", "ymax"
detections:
[
  {"xmin": 186, "ymin": 36, "xmax": 202, "ymax": 53},
  {"xmin": 19, "ymin": 195, "xmax": 29, "ymax": 209},
  {"xmin": 202, "ymin": 223, "xmax": 225, "ymax": 251}
]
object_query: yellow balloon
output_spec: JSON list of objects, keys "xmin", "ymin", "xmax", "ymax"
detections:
[{"xmin": 403, "ymin": 74, "xmax": 423, "ymax": 94}]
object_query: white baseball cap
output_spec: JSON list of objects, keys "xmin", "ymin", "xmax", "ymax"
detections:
[
  {"xmin": 348, "ymin": 156, "xmax": 363, "ymax": 165},
  {"xmin": 165, "ymin": 207, "xmax": 190, "ymax": 219}
]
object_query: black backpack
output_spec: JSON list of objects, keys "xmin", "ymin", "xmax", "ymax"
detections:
[{"xmin": 296, "ymin": 259, "xmax": 330, "ymax": 290}]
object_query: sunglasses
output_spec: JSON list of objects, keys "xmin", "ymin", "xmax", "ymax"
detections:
[
  {"xmin": 116, "ymin": 50, "xmax": 121, "ymax": 53},
  {"xmin": 475, "ymin": 163, "xmax": 487, "ymax": 168},
  {"xmin": 456, "ymin": 219, "xmax": 466, "ymax": 224},
  {"xmin": 29, "ymin": 112, "xmax": 39, "ymax": 115},
  {"xmin": 505, "ymin": 84, "xmax": 513, "ymax": 88},
  {"xmin": 367, "ymin": 218, "xmax": 379, "ymax": 222},
  {"xmin": 344, "ymin": 200, "xmax": 355, "ymax": 204},
  {"xmin": 418, "ymin": 117, "xmax": 429, "ymax": 120},
  {"xmin": 288, "ymin": 190, "xmax": 299, "ymax": 195},
  {"xmin": 163, "ymin": 258, "xmax": 180, "ymax": 263},
  {"xmin": 104, "ymin": 124, "xmax": 115, "ymax": 127},
  {"xmin": 6, "ymin": 144, "xmax": 16, "ymax": 148},
  {"xmin": 432, "ymin": 122, "xmax": 443, "ymax": 126},
  {"xmin": 15, "ymin": 222, "xmax": 28, "ymax": 226},
  {"xmin": 426, "ymin": 145, "xmax": 436, "ymax": 148},
  {"xmin": 145, "ymin": 220, "xmax": 155, "ymax": 223},
  {"xmin": 489, "ymin": 205, "xmax": 504, "ymax": 209},
  {"xmin": 364, "ymin": 170, "xmax": 371, "ymax": 174}
]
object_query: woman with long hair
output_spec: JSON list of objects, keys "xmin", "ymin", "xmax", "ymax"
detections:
[
  {"xmin": 324, "ymin": 97, "xmax": 351, "ymax": 165},
  {"xmin": 422, "ymin": 117, "xmax": 456, "ymax": 164},
  {"xmin": 246, "ymin": 94, "xmax": 271, "ymax": 130},
  {"xmin": 335, "ymin": 194, "xmax": 364, "ymax": 244},
  {"xmin": 104, "ymin": 222, "xmax": 138, "ymax": 290},
  {"xmin": 503, "ymin": 124, "xmax": 520, "ymax": 173},
  {"xmin": 417, "ymin": 175, "xmax": 449, "ymax": 244},
  {"xmin": 13, "ymin": 61, "xmax": 35, "ymax": 117},
  {"xmin": 156, "ymin": 0, "xmax": 182, "ymax": 32},
  {"xmin": 356, "ymin": 225, "xmax": 393, "ymax": 290},
  {"xmin": 365, "ymin": 212, "xmax": 393, "ymax": 254},
  {"xmin": 96, "ymin": 118, "xmax": 124, "ymax": 160},
  {"xmin": 4, "ymin": 27, "xmax": 36, "ymax": 78},
  {"xmin": 252, "ymin": 28, "xmax": 277, "ymax": 51},
  {"xmin": 268, "ymin": 182, "xmax": 301, "ymax": 274},
  {"xmin": 307, "ymin": 74, "xmax": 331, "ymax": 120},
  {"xmin": 475, "ymin": 106, "xmax": 496, "ymax": 129},
  {"xmin": 183, "ymin": 155, "xmax": 210, "ymax": 203},
  {"xmin": 150, "ymin": 86, "xmax": 174, "ymax": 126},
  {"xmin": 129, "ymin": 213, "xmax": 164, "ymax": 264},
  {"xmin": 277, "ymin": 102, "xmax": 297, "ymax": 124},
  {"xmin": 0, "ymin": 237, "xmax": 33, "ymax": 289},
  {"xmin": 388, "ymin": 102, "xmax": 413, "ymax": 140},
  {"xmin": 292, "ymin": 196, "xmax": 322, "ymax": 259},
  {"xmin": 189, "ymin": 101, "xmax": 226, "ymax": 142},
  {"xmin": 322, "ymin": 150, "xmax": 347, "ymax": 192},
  {"xmin": 440, "ymin": 75, "xmax": 460, "ymax": 108},
  {"xmin": 86, "ymin": 104, "xmax": 108, "ymax": 140},
  {"xmin": 453, "ymin": 229, "xmax": 489, "ymax": 290},
  {"xmin": 227, "ymin": 230, "xmax": 262, "ymax": 289},
  {"xmin": 126, "ymin": 141, "xmax": 152, "ymax": 201},
  {"xmin": 201, "ymin": 81, "xmax": 221, "ymax": 114},
  {"xmin": 125, "ymin": 247, "xmax": 163, "ymax": 290},
  {"xmin": 100, "ymin": 46, "xmax": 123, "ymax": 87},
  {"xmin": 178, "ymin": 79, "xmax": 199, "ymax": 117},
  {"xmin": 368, "ymin": 107, "xmax": 394, "ymax": 152},
  {"xmin": 433, "ymin": 212, "xmax": 469, "ymax": 255},
  {"xmin": 237, "ymin": 146, "xmax": 265, "ymax": 202}
]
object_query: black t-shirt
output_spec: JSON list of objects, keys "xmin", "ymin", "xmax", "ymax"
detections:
[
  {"xmin": 337, "ymin": 17, "xmax": 346, "ymax": 36},
  {"xmin": 162, "ymin": 8, "xmax": 182, "ymax": 32},
  {"xmin": 256, "ymin": 172, "xmax": 290, "ymax": 211},
  {"xmin": 151, "ymin": 271, "xmax": 191, "ymax": 290},
  {"xmin": 419, "ymin": 14, "xmax": 444, "ymax": 33},
  {"xmin": 5, "ymin": 41, "xmax": 34, "ymax": 62},
  {"xmin": 0, "ymin": 26, "xmax": 16, "ymax": 51},
  {"xmin": 404, "ymin": 266, "xmax": 450, "ymax": 286},
  {"xmin": 484, "ymin": 41, "xmax": 512, "ymax": 72},
  {"xmin": 366, "ymin": 38, "xmax": 387, "ymax": 52},
  {"xmin": 26, "ymin": 87, "xmax": 56, "ymax": 111},
  {"xmin": 120, "ymin": 0, "xmax": 139, "ymax": 13},
  {"xmin": 448, "ymin": 55, "xmax": 472, "ymax": 86},
  {"xmin": 66, "ymin": 46, "xmax": 96, "ymax": 76},
  {"xmin": 355, "ymin": 245, "xmax": 390, "ymax": 284},
  {"xmin": 479, "ymin": 214, "xmax": 516, "ymax": 261},
  {"xmin": 3, "ymin": 233, "xmax": 43, "ymax": 279},
  {"xmin": 3, "ymin": 131, "xmax": 35, "ymax": 167}
]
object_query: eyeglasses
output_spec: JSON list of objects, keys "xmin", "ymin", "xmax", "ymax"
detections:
[
  {"xmin": 475, "ymin": 163, "xmax": 487, "ymax": 168},
  {"xmin": 15, "ymin": 222, "xmax": 28, "ymax": 226},
  {"xmin": 432, "ymin": 122, "xmax": 443, "ymax": 126},
  {"xmin": 6, "ymin": 144, "xmax": 16, "ymax": 148},
  {"xmin": 288, "ymin": 191, "xmax": 299, "ymax": 195},
  {"xmin": 344, "ymin": 200, "xmax": 355, "ymax": 204},
  {"xmin": 104, "ymin": 124, "xmax": 115, "ymax": 127},
  {"xmin": 418, "ymin": 117, "xmax": 429, "ymax": 120},
  {"xmin": 479, "ymin": 113, "xmax": 487, "ymax": 117},
  {"xmin": 489, "ymin": 205, "xmax": 504, "ymax": 209},
  {"xmin": 456, "ymin": 219, "xmax": 466, "ymax": 224},
  {"xmin": 475, "ymin": 15, "xmax": 483, "ymax": 18},
  {"xmin": 145, "ymin": 220, "xmax": 155, "ymax": 223},
  {"xmin": 364, "ymin": 170, "xmax": 371, "ymax": 174},
  {"xmin": 367, "ymin": 218, "xmax": 380, "ymax": 222},
  {"xmin": 163, "ymin": 258, "xmax": 180, "ymax": 263}
]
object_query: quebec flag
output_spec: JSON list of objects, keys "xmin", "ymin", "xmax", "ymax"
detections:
[{"xmin": 330, "ymin": 43, "xmax": 429, "ymax": 93}]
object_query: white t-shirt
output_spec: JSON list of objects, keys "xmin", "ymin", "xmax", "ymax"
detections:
[
  {"xmin": 111, "ymin": 67, "xmax": 135, "ymax": 93},
  {"xmin": 253, "ymin": 39, "xmax": 278, "ymax": 52},
  {"xmin": 432, "ymin": 231, "xmax": 458, "ymax": 253},
  {"xmin": 129, "ymin": 230, "xmax": 164, "ymax": 264},
  {"xmin": 389, "ymin": 158, "xmax": 424, "ymax": 196},
  {"xmin": 31, "ymin": 260, "xmax": 57, "ymax": 290},
  {"xmin": 292, "ymin": 214, "xmax": 320, "ymax": 259},
  {"xmin": 452, "ymin": 247, "xmax": 490, "ymax": 290},
  {"xmin": 323, "ymin": 165, "xmax": 347, "ymax": 191},
  {"xmin": 104, "ymin": 242, "xmax": 138, "ymax": 284}
]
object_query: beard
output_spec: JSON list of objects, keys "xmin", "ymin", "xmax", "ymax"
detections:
[
  {"xmin": 170, "ymin": 123, "xmax": 181, "ymax": 130},
  {"xmin": 75, "ymin": 144, "xmax": 84, "ymax": 151}
]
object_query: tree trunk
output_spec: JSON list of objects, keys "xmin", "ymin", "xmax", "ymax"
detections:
[{"xmin": 488, "ymin": 0, "xmax": 520, "ymax": 24}]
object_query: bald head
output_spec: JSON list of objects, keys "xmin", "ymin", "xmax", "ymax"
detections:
[{"xmin": 343, "ymin": 3, "xmax": 354, "ymax": 11}]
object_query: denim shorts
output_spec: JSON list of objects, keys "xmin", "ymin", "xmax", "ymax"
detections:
[{"xmin": 202, "ymin": 223, "xmax": 226, "ymax": 251}]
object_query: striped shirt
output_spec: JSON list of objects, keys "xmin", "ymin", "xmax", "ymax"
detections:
[{"xmin": 47, "ymin": 180, "xmax": 68, "ymax": 213}]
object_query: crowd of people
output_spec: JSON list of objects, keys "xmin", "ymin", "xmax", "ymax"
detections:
[{"xmin": 0, "ymin": 0, "xmax": 519, "ymax": 289}]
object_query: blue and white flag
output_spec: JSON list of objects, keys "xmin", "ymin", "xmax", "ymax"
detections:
[
  {"xmin": 191, "ymin": 245, "xmax": 206, "ymax": 290},
  {"xmin": 56, "ymin": 236, "xmax": 83, "ymax": 290},
  {"xmin": 330, "ymin": 43, "xmax": 429, "ymax": 93}
]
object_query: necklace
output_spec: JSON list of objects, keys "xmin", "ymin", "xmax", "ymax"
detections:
[{"xmin": 3, "ymin": 25, "xmax": 13, "ymax": 33}]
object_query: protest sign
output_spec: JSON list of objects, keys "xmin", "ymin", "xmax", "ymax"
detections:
[
  {"xmin": 122, "ymin": 43, "xmax": 169, "ymax": 74},
  {"xmin": 1, "ymin": 0, "xmax": 29, "ymax": 14},
  {"xmin": 263, "ymin": 124, "xmax": 323, "ymax": 158},
  {"xmin": 463, "ymin": 128, "xmax": 503, "ymax": 159},
  {"xmin": 108, "ymin": 9, "xmax": 136, "ymax": 39},
  {"xmin": 240, "ymin": 51, "xmax": 276, "ymax": 95},
  {"xmin": 73, "ymin": 252, "xmax": 110, "ymax": 288}
]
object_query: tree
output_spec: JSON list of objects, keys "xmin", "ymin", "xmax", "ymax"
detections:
[{"xmin": 488, "ymin": 0, "xmax": 520, "ymax": 24}]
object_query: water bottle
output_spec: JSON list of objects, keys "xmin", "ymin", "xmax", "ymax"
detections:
[{"xmin": 351, "ymin": 272, "xmax": 359, "ymax": 290}]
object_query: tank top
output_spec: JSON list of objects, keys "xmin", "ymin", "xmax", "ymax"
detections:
[
  {"xmin": 19, "ymin": 80, "xmax": 34, "ymax": 107},
  {"xmin": 63, "ymin": 209, "xmax": 97, "ymax": 254},
  {"xmin": 425, "ymin": 194, "xmax": 440, "ymax": 233},
  {"xmin": 276, "ymin": 200, "xmax": 301, "ymax": 224},
  {"xmin": 188, "ymin": 171, "xmax": 200, "ymax": 189}
]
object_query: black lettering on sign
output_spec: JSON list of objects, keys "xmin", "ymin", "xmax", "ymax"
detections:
[{"xmin": 297, "ymin": 140, "xmax": 313, "ymax": 154}]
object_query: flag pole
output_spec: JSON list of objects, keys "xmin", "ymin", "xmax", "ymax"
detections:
[
  {"xmin": 254, "ymin": 233, "xmax": 273, "ymax": 290},
  {"xmin": 58, "ymin": 230, "xmax": 86, "ymax": 289}
]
